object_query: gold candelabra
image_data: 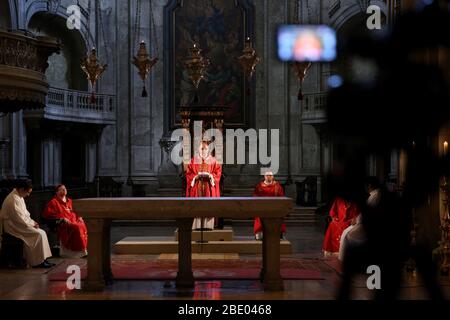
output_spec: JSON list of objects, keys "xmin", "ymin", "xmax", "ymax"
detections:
[
  {"xmin": 184, "ymin": 43, "xmax": 210, "ymax": 90},
  {"xmin": 132, "ymin": 41, "xmax": 158, "ymax": 97},
  {"xmin": 292, "ymin": 61, "xmax": 312, "ymax": 100},
  {"xmin": 81, "ymin": 48, "xmax": 107, "ymax": 103},
  {"xmin": 183, "ymin": 43, "xmax": 210, "ymax": 104},
  {"xmin": 237, "ymin": 37, "xmax": 260, "ymax": 95}
]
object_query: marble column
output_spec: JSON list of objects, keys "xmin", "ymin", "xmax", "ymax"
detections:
[{"xmin": 0, "ymin": 138, "xmax": 9, "ymax": 178}]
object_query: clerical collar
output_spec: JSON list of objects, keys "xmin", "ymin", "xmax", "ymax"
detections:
[{"xmin": 263, "ymin": 180, "xmax": 275, "ymax": 186}]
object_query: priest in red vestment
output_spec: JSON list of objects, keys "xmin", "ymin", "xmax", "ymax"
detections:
[
  {"xmin": 185, "ymin": 141, "xmax": 222, "ymax": 230},
  {"xmin": 322, "ymin": 196, "xmax": 360, "ymax": 256},
  {"xmin": 253, "ymin": 172, "xmax": 287, "ymax": 240},
  {"xmin": 43, "ymin": 185, "xmax": 88, "ymax": 258}
]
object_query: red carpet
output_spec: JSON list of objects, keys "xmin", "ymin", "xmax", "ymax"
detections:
[
  {"xmin": 48, "ymin": 258, "xmax": 328, "ymax": 281},
  {"xmin": 323, "ymin": 257, "xmax": 343, "ymax": 275}
]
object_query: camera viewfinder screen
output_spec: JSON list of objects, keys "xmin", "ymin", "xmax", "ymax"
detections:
[{"xmin": 277, "ymin": 25, "xmax": 337, "ymax": 62}]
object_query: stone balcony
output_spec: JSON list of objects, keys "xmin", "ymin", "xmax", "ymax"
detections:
[
  {"xmin": 302, "ymin": 92, "xmax": 327, "ymax": 124},
  {"xmin": 24, "ymin": 86, "xmax": 116, "ymax": 125},
  {"xmin": 0, "ymin": 29, "xmax": 60, "ymax": 114}
]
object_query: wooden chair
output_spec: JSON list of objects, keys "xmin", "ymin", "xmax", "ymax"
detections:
[{"xmin": 0, "ymin": 228, "xmax": 26, "ymax": 269}]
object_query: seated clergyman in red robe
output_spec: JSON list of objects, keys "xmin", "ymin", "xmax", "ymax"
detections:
[
  {"xmin": 185, "ymin": 141, "xmax": 222, "ymax": 230},
  {"xmin": 322, "ymin": 197, "xmax": 360, "ymax": 257},
  {"xmin": 253, "ymin": 172, "xmax": 287, "ymax": 240},
  {"xmin": 43, "ymin": 185, "xmax": 88, "ymax": 258}
]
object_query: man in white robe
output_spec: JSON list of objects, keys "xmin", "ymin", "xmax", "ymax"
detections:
[
  {"xmin": 339, "ymin": 214, "xmax": 364, "ymax": 261},
  {"xmin": 339, "ymin": 180, "xmax": 381, "ymax": 261},
  {"xmin": 0, "ymin": 181, "xmax": 53, "ymax": 268}
]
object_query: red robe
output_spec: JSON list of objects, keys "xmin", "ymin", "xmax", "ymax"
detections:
[
  {"xmin": 43, "ymin": 197, "xmax": 88, "ymax": 252},
  {"xmin": 185, "ymin": 155, "xmax": 222, "ymax": 228},
  {"xmin": 322, "ymin": 197, "xmax": 360, "ymax": 253},
  {"xmin": 185, "ymin": 155, "xmax": 222, "ymax": 197},
  {"xmin": 253, "ymin": 181, "xmax": 287, "ymax": 235}
]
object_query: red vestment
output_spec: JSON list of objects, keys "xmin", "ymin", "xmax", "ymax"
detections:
[
  {"xmin": 253, "ymin": 181, "xmax": 287, "ymax": 235},
  {"xmin": 43, "ymin": 197, "xmax": 88, "ymax": 252},
  {"xmin": 322, "ymin": 197, "xmax": 360, "ymax": 253},
  {"xmin": 185, "ymin": 155, "xmax": 222, "ymax": 228},
  {"xmin": 185, "ymin": 155, "xmax": 222, "ymax": 197}
]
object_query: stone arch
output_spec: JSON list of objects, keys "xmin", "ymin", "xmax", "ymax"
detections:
[
  {"xmin": 28, "ymin": 11, "xmax": 88, "ymax": 90},
  {"xmin": 330, "ymin": 1, "xmax": 388, "ymax": 32},
  {"xmin": 24, "ymin": 0, "xmax": 93, "ymax": 46}
]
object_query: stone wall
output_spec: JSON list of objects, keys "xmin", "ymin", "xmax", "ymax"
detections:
[{"xmin": 1, "ymin": 0, "xmax": 389, "ymax": 199}]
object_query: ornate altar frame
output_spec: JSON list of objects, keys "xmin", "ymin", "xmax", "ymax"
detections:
[{"xmin": 163, "ymin": 0, "xmax": 255, "ymax": 132}]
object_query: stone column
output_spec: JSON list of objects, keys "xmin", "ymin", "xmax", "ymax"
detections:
[
  {"xmin": 388, "ymin": 149, "xmax": 399, "ymax": 191},
  {"xmin": 399, "ymin": 149, "xmax": 408, "ymax": 191},
  {"xmin": 11, "ymin": 111, "xmax": 28, "ymax": 178},
  {"xmin": 0, "ymin": 138, "xmax": 9, "ymax": 178},
  {"xmin": 213, "ymin": 118, "xmax": 224, "ymax": 165},
  {"xmin": 86, "ymin": 139, "xmax": 97, "ymax": 184},
  {"xmin": 315, "ymin": 124, "xmax": 327, "ymax": 204},
  {"xmin": 182, "ymin": 118, "xmax": 191, "ymax": 172},
  {"xmin": 42, "ymin": 136, "xmax": 61, "ymax": 187}
]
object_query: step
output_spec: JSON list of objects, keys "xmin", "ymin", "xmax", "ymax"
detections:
[
  {"xmin": 222, "ymin": 188, "xmax": 254, "ymax": 196},
  {"xmin": 113, "ymin": 219, "xmax": 315, "ymax": 226},
  {"xmin": 286, "ymin": 215, "xmax": 317, "ymax": 220},
  {"xmin": 159, "ymin": 253, "xmax": 240, "ymax": 260},
  {"xmin": 228, "ymin": 217, "xmax": 317, "ymax": 223},
  {"xmin": 287, "ymin": 214, "xmax": 316, "ymax": 218},
  {"xmin": 286, "ymin": 206, "xmax": 318, "ymax": 223},
  {"xmin": 114, "ymin": 237, "xmax": 292, "ymax": 254},
  {"xmin": 156, "ymin": 188, "xmax": 183, "ymax": 197},
  {"xmin": 174, "ymin": 229, "xmax": 234, "ymax": 241},
  {"xmin": 293, "ymin": 206, "xmax": 318, "ymax": 211}
]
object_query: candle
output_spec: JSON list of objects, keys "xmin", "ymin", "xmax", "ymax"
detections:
[{"xmin": 444, "ymin": 141, "xmax": 448, "ymax": 155}]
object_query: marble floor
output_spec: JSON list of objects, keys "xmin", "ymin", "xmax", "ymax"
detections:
[{"xmin": 0, "ymin": 221, "xmax": 449, "ymax": 300}]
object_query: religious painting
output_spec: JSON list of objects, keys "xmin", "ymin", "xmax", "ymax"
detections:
[{"xmin": 165, "ymin": 0, "xmax": 254, "ymax": 129}]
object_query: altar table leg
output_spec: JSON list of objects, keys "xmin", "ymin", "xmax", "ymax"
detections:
[
  {"xmin": 102, "ymin": 219, "xmax": 113, "ymax": 285},
  {"xmin": 84, "ymin": 218, "xmax": 106, "ymax": 291},
  {"xmin": 261, "ymin": 218, "xmax": 284, "ymax": 291},
  {"xmin": 175, "ymin": 218, "xmax": 195, "ymax": 288}
]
